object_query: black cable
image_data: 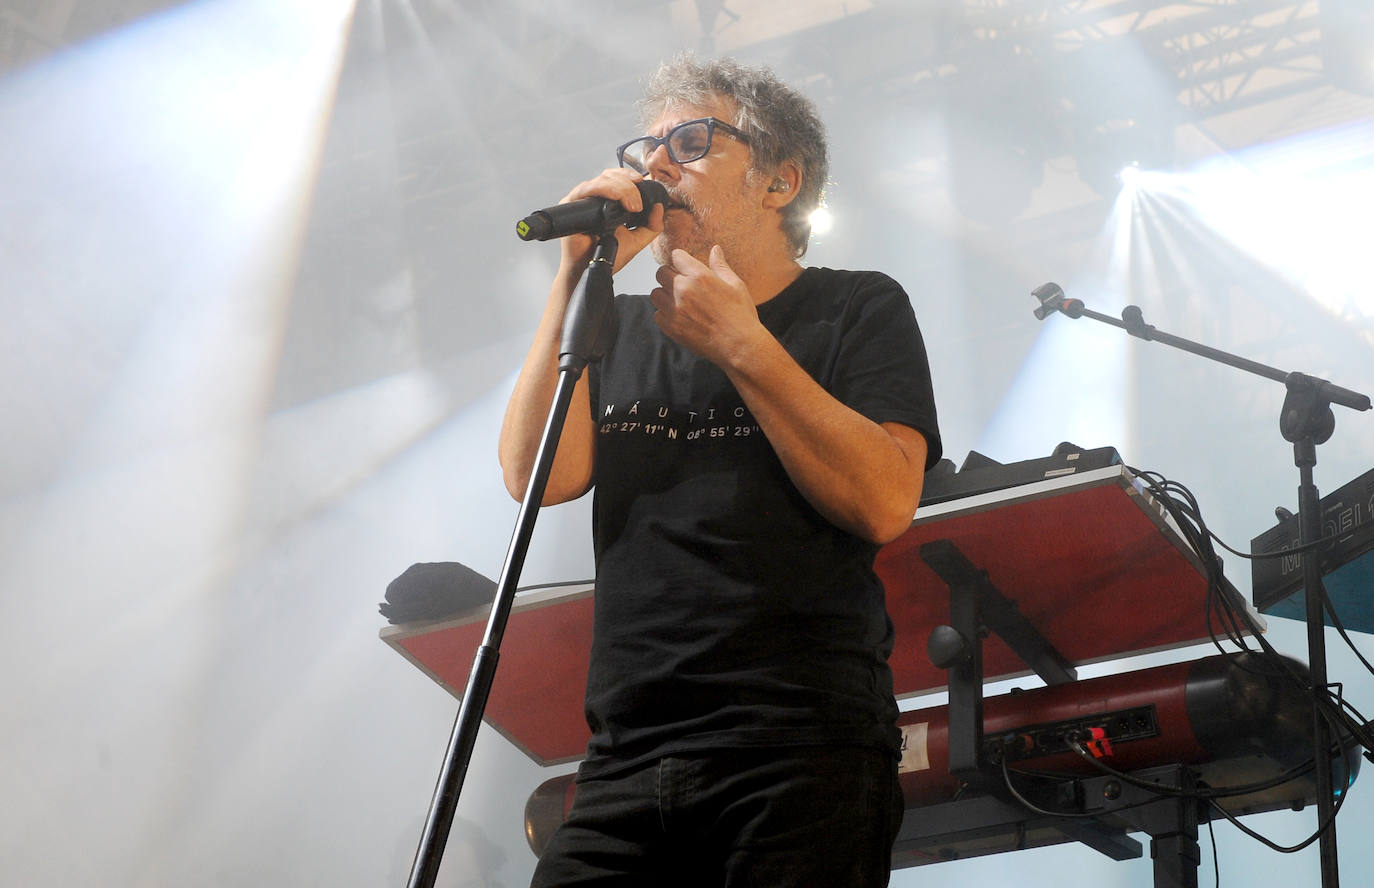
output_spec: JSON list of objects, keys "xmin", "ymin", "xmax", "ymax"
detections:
[
  {"xmin": 1135, "ymin": 473, "xmax": 1299, "ymax": 697},
  {"xmin": 1321, "ymin": 682, "xmax": 1374, "ymax": 762},
  {"xmin": 1202, "ymin": 504, "xmax": 1374, "ymax": 695},
  {"xmin": 1008, "ymin": 744, "xmax": 1318, "ymax": 798},
  {"xmin": 1063, "ymin": 737, "xmax": 1352, "ymax": 854},
  {"xmin": 1060, "ymin": 737, "xmax": 1320, "ymax": 800},
  {"xmin": 998, "ymin": 754, "xmax": 1179, "ymax": 821},
  {"xmin": 1204, "ymin": 782, "xmax": 1346, "ymax": 855},
  {"xmin": 1003, "ymin": 758, "xmax": 1312, "ymax": 797},
  {"xmin": 999, "ymin": 756, "xmax": 1103, "ymax": 819},
  {"xmin": 1207, "ymin": 526, "xmax": 1337, "ymax": 561},
  {"xmin": 1138, "ymin": 470, "xmax": 1262, "ymax": 657},
  {"xmin": 1013, "ymin": 727, "xmax": 1354, "ymax": 857},
  {"xmin": 1006, "ymin": 465, "xmax": 1369, "ymax": 860},
  {"xmin": 1124, "ymin": 467, "xmax": 1374, "ymax": 756},
  {"xmin": 1008, "ymin": 464, "xmax": 1374, "ymax": 871},
  {"xmin": 1322, "ymin": 583, "xmax": 1374, "ymax": 681}
]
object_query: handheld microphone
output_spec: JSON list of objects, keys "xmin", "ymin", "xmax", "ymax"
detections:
[{"xmin": 516, "ymin": 180, "xmax": 668, "ymax": 242}]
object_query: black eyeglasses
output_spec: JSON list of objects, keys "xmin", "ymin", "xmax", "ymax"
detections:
[{"xmin": 615, "ymin": 117, "xmax": 749, "ymax": 175}]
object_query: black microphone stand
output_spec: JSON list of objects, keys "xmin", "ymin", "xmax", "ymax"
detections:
[
  {"xmin": 1032, "ymin": 282, "xmax": 1371, "ymax": 888},
  {"xmin": 405, "ymin": 231, "xmax": 621, "ymax": 888}
]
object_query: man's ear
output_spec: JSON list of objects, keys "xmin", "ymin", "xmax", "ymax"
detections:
[{"xmin": 762, "ymin": 160, "xmax": 802, "ymax": 210}]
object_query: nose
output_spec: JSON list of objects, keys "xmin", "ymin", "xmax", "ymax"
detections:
[{"xmin": 645, "ymin": 141, "xmax": 678, "ymax": 181}]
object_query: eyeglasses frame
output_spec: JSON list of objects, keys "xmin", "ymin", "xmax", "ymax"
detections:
[{"xmin": 615, "ymin": 117, "xmax": 750, "ymax": 174}]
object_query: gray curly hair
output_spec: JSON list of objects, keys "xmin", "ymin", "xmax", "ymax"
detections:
[{"xmin": 639, "ymin": 54, "xmax": 828, "ymax": 258}]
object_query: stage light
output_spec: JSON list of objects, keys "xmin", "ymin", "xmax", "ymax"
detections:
[
  {"xmin": 1074, "ymin": 121, "xmax": 1172, "ymax": 198},
  {"xmin": 1057, "ymin": 36, "xmax": 1178, "ymax": 199},
  {"xmin": 808, "ymin": 206, "xmax": 833, "ymax": 235},
  {"xmin": 1117, "ymin": 122, "xmax": 1374, "ymax": 330}
]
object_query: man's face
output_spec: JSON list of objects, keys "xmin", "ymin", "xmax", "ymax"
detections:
[{"xmin": 642, "ymin": 97, "xmax": 767, "ymax": 266}]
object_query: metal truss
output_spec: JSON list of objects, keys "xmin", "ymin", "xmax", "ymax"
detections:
[{"xmin": 852, "ymin": 0, "xmax": 1333, "ymax": 120}]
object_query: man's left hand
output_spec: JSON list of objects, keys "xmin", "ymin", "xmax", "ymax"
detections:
[{"xmin": 649, "ymin": 245, "xmax": 766, "ymax": 368}]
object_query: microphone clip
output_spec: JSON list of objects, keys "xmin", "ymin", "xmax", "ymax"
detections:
[{"xmin": 1031, "ymin": 282, "xmax": 1084, "ymax": 320}]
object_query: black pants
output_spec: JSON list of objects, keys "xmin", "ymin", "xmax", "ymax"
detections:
[{"xmin": 529, "ymin": 745, "xmax": 904, "ymax": 888}]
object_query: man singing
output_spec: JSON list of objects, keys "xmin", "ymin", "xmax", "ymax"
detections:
[{"xmin": 499, "ymin": 54, "xmax": 941, "ymax": 887}]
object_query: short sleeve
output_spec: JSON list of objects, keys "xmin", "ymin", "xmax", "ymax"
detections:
[{"xmin": 826, "ymin": 274, "xmax": 943, "ymax": 468}]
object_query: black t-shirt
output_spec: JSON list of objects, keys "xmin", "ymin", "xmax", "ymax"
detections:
[{"xmin": 583, "ymin": 266, "xmax": 941, "ymax": 777}]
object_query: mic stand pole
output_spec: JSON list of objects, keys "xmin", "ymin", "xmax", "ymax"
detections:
[
  {"xmin": 1032, "ymin": 284, "xmax": 1371, "ymax": 888},
  {"xmin": 406, "ymin": 231, "xmax": 621, "ymax": 888}
]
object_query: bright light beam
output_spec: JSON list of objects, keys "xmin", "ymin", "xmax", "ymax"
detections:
[
  {"xmin": 978, "ymin": 181, "xmax": 1138, "ymax": 462},
  {"xmin": 1133, "ymin": 121, "xmax": 1374, "ymax": 329},
  {"xmin": 0, "ymin": 0, "xmax": 358, "ymax": 880},
  {"xmin": 809, "ymin": 206, "xmax": 834, "ymax": 235}
]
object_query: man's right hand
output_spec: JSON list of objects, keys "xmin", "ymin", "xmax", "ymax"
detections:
[
  {"xmin": 500, "ymin": 169, "xmax": 661, "ymax": 505},
  {"xmin": 557, "ymin": 168, "xmax": 665, "ymax": 278}
]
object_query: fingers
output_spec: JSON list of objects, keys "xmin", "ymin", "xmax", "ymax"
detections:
[
  {"xmin": 556, "ymin": 171, "xmax": 665, "ymax": 274},
  {"xmin": 650, "ymin": 263, "xmax": 677, "ymax": 318},
  {"xmin": 653, "ymin": 245, "xmax": 742, "ymax": 316},
  {"xmin": 648, "ymin": 285, "xmax": 672, "ymax": 314},
  {"xmin": 668, "ymin": 247, "xmax": 705, "ymax": 274},
  {"xmin": 660, "ymin": 247, "xmax": 727, "ymax": 293},
  {"xmin": 650, "ymin": 259, "xmax": 683, "ymax": 325},
  {"xmin": 648, "ymin": 246, "xmax": 757, "ymax": 366},
  {"xmin": 707, "ymin": 244, "xmax": 741, "ymax": 284},
  {"xmin": 611, "ymin": 204, "xmax": 662, "ymax": 270},
  {"xmin": 646, "ymin": 202, "xmax": 665, "ymax": 233},
  {"xmin": 562, "ymin": 168, "xmax": 651, "ymax": 212}
]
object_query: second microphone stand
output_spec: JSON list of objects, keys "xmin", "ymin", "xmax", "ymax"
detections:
[
  {"xmin": 405, "ymin": 231, "xmax": 621, "ymax": 888},
  {"xmin": 1032, "ymin": 282, "xmax": 1371, "ymax": 888}
]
